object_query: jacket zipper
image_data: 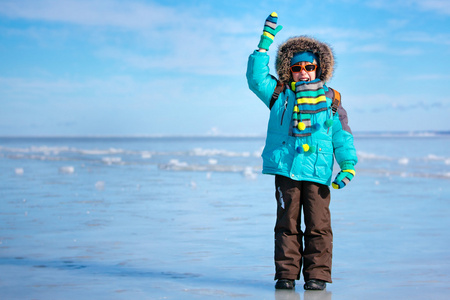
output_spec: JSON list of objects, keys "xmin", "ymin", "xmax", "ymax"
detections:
[{"xmin": 280, "ymin": 96, "xmax": 288, "ymax": 126}]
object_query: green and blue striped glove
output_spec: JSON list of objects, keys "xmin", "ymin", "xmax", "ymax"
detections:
[
  {"xmin": 332, "ymin": 161, "xmax": 355, "ymax": 189},
  {"xmin": 258, "ymin": 12, "xmax": 283, "ymax": 51}
]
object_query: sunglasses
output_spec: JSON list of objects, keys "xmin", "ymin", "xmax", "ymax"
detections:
[{"xmin": 290, "ymin": 64, "xmax": 317, "ymax": 73}]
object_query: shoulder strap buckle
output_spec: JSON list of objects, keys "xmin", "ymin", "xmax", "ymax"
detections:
[{"xmin": 330, "ymin": 88, "xmax": 341, "ymax": 115}]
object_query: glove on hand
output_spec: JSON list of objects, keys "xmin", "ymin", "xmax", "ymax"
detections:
[
  {"xmin": 332, "ymin": 161, "xmax": 355, "ymax": 189},
  {"xmin": 258, "ymin": 12, "xmax": 283, "ymax": 50}
]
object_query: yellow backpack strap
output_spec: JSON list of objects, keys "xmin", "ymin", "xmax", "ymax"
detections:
[
  {"xmin": 329, "ymin": 88, "xmax": 341, "ymax": 116},
  {"xmin": 269, "ymin": 78, "xmax": 286, "ymax": 110}
]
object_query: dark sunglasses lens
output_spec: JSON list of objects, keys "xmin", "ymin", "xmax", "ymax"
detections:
[
  {"xmin": 305, "ymin": 65, "xmax": 316, "ymax": 71},
  {"xmin": 291, "ymin": 66, "xmax": 302, "ymax": 72}
]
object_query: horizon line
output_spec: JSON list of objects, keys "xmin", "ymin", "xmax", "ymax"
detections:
[{"xmin": 0, "ymin": 130, "xmax": 450, "ymax": 139}]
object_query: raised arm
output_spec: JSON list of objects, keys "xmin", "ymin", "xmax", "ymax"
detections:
[{"xmin": 246, "ymin": 12, "xmax": 283, "ymax": 107}]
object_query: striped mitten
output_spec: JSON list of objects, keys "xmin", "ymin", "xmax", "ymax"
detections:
[
  {"xmin": 332, "ymin": 161, "xmax": 355, "ymax": 189},
  {"xmin": 258, "ymin": 12, "xmax": 283, "ymax": 51}
]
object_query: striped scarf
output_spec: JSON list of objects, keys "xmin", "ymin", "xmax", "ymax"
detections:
[{"xmin": 290, "ymin": 79, "xmax": 328, "ymax": 137}]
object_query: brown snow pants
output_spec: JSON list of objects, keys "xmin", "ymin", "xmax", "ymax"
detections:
[{"xmin": 274, "ymin": 175, "xmax": 333, "ymax": 283}]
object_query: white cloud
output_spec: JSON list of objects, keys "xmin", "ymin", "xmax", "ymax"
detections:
[
  {"xmin": 400, "ymin": 31, "xmax": 450, "ymax": 46},
  {"xmin": 367, "ymin": 0, "xmax": 450, "ymax": 15},
  {"xmin": 346, "ymin": 92, "xmax": 450, "ymax": 114},
  {"xmin": 414, "ymin": 0, "xmax": 450, "ymax": 15},
  {"xmin": 0, "ymin": 0, "xmax": 177, "ymax": 29},
  {"xmin": 404, "ymin": 74, "xmax": 450, "ymax": 81},
  {"xmin": 0, "ymin": 0, "xmax": 258, "ymax": 76},
  {"xmin": 0, "ymin": 0, "xmax": 257, "ymax": 35},
  {"xmin": 0, "ymin": 75, "xmax": 164, "ymax": 104}
]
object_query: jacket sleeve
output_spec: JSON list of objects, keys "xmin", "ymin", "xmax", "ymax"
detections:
[
  {"xmin": 332, "ymin": 103, "xmax": 358, "ymax": 166},
  {"xmin": 246, "ymin": 50, "xmax": 277, "ymax": 108}
]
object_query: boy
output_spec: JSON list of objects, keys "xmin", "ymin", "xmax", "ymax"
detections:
[{"xmin": 246, "ymin": 12, "xmax": 357, "ymax": 290}]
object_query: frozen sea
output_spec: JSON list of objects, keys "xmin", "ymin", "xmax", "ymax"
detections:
[{"xmin": 1, "ymin": 134, "xmax": 449, "ymax": 300}]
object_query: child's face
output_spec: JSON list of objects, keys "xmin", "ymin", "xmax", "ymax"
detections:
[{"xmin": 290, "ymin": 62, "xmax": 317, "ymax": 82}]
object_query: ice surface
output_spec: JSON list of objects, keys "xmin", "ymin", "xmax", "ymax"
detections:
[
  {"xmin": 1, "ymin": 136, "xmax": 449, "ymax": 299},
  {"xmin": 95, "ymin": 181, "xmax": 105, "ymax": 191},
  {"xmin": 101, "ymin": 156, "xmax": 123, "ymax": 165},
  {"xmin": 14, "ymin": 168, "xmax": 24, "ymax": 175},
  {"xmin": 59, "ymin": 166, "xmax": 75, "ymax": 174}
]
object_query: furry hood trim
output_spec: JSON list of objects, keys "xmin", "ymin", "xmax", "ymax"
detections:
[{"xmin": 275, "ymin": 36, "xmax": 335, "ymax": 84}]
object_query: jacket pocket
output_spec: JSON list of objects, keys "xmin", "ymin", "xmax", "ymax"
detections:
[
  {"xmin": 262, "ymin": 133, "xmax": 294, "ymax": 172},
  {"xmin": 314, "ymin": 140, "xmax": 334, "ymax": 179}
]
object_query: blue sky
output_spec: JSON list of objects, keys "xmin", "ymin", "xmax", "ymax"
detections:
[{"xmin": 0, "ymin": 0, "xmax": 449, "ymax": 136}]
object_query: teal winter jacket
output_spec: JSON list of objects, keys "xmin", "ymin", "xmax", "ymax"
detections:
[{"xmin": 247, "ymin": 42, "xmax": 357, "ymax": 185}]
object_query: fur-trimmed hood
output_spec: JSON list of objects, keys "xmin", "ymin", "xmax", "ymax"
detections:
[{"xmin": 275, "ymin": 36, "xmax": 335, "ymax": 84}]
